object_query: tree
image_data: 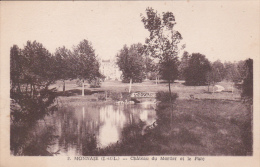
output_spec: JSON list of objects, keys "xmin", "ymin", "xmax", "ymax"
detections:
[
  {"xmin": 205, "ymin": 60, "xmax": 225, "ymax": 92},
  {"xmin": 11, "ymin": 41, "xmax": 57, "ymax": 98},
  {"xmin": 141, "ymin": 8, "xmax": 184, "ymax": 127},
  {"xmin": 212, "ymin": 60, "xmax": 225, "ymax": 82},
  {"xmin": 141, "ymin": 8, "xmax": 183, "ymax": 94},
  {"xmin": 10, "ymin": 42, "xmax": 57, "ymax": 123},
  {"xmin": 223, "ymin": 61, "xmax": 242, "ymax": 93},
  {"xmin": 10, "ymin": 45, "xmax": 23, "ymax": 94},
  {"xmin": 241, "ymin": 59, "xmax": 253, "ymax": 99},
  {"xmin": 184, "ymin": 53, "xmax": 211, "ymax": 86},
  {"xmin": 73, "ymin": 39, "xmax": 101, "ymax": 96},
  {"xmin": 178, "ymin": 51, "xmax": 190, "ymax": 80},
  {"xmin": 54, "ymin": 46, "xmax": 75, "ymax": 93},
  {"xmin": 116, "ymin": 43, "xmax": 145, "ymax": 92}
]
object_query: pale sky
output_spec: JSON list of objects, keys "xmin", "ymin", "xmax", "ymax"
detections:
[{"xmin": 1, "ymin": 1, "xmax": 259, "ymax": 62}]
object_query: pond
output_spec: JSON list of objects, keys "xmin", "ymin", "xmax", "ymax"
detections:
[{"xmin": 12, "ymin": 102, "xmax": 157, "ymax": 156}]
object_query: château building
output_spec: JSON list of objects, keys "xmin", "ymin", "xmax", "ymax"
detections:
[{"xmin": 100, "ymin": 59, "xmax": 122, "ymax": 81}]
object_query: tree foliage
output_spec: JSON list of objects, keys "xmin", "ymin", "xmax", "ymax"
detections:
[
  {"xmin": 73, "ymin": 39, "xmax": 101, "ymax": 82},
  {"xmin": 54, "ymin": 46, "xmax": 75, "ymax": 81},
  {"xmin": 184, "ymin": 53, "xmax": 211, "ymax": 86},
  {"xmin": 116, "ymin": 43, "xmax": 145, "ymax": 83},
  {"xmin": 10, "ymin": 41, "xmax": 57, "ymax": 98},
  {"xmin": 241, "ymin": 59, "xmax": 253, "ymax": 99},
  {"xmin": 10, "ymin": 41, "xmax": 57, "ymax": 124},
  {"xmin": 141, "ymin": 7, "xmax": 183, "ymax": 88},
  {"xmin": 212, "ymin": 60, "xmax": 225, "ymax": 82},
  {"xmin": 178, "ymin": 51, "xmax": 190, "ymax": 80}
]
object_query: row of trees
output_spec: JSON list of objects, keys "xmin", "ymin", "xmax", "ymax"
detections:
[
  {"xmin": 10, "ymin": 39, "xmax": 101, "ymax": 98},
  {"xmin": 116, "ymin": 7, "xmax": 253, "ymax": 99}
]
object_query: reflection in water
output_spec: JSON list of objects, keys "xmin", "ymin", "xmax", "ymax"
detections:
[
  {"xmin": 99, "ymin": 105, "xmax": 125, "ymax": 147},
  {"xmin": 11, "ymin": 103, "xmax": 157, "ymax": 156}
]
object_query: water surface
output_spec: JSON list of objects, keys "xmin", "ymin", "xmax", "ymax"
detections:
[{"xmin": 42, "ymin": 103, "xmax": 157, "ymax": 156}]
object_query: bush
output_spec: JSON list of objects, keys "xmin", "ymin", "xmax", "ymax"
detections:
[
  {"xmin": 89, "ymin": 78, "xmax": 102, "ymax": 88},
  {"xmin": 108, "ymin": 92, "xmax": 122, "ymax": 101},
  {"xmin": 96, "ymin": 93, "xmax": 106, "ymax": 101},
  {"xmin": 156, "ymin": 91, "xmax": 178, "ymax": 103}
]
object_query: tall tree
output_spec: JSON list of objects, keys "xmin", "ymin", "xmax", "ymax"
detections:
[
  {"xmin": 205, "ymin": 60, "xmax": 225, "ymax": 92},
  {"xmin": 224, "ymin": 62, "xmax": 239, "ymax": 82},
  {"xmin": 241, "ymin": 59, "xmax": 253, "ymax": 99},
  {"xmin": 15, "ymin": 41, "xmax": 57, "ymax": 97},
  {"xmin": 178, "ymin": 51, "xmax": 190, "ymax": 80},
  {"xmin": 73, "ymin": 39, "xmax": 100, "ymax": 96},
  {"xmin": 116, "ymin": 43, "xmax": 145, "ymax": 92},
  {"xmin": 10, "ymin": 42, "xmax": 57, "ymax": 123},
  {"xmin": 10, "ymin": 45, "xmax": 23, "ymax": 94},
  {"xmin": 54, "ymin": 46, "xmax": 75, "ymax": 93},
  {"xmin": 141, "ymin": 8, "xmax": 183, "ymax": 94},
  {"xmin": 184, "ymin": 53, "xmax": 211, "ymax": 86},
  {"xmin": 212, "ymin": 60, "xmax": 225, "ymax": 82}
]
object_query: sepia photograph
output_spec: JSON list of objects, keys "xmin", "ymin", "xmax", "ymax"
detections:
[{"xmin": 0, "ymin": 1, "xmax": 259, "ymax": 167}]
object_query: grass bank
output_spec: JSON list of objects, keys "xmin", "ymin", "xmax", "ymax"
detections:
[{"xmin": 51, "ymin": 80, "xmax": 241, "ymax": 101}]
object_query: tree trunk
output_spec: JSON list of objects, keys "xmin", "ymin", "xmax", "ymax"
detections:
[
  {"xmin": 63, "ymin": 80, "xmax": 66, "ymax": 93},
  {"xmin": 168, "ymin": 80, "xmax": 172, "ymax": 95},
  {"xmin": 26, "ymin": 83, "xmax": 28, "ymax": 94},
  {"xmin": 129, "ymin": 78, "xmax": 132, "ymax": 93},
  {"xmin": 82, "ymin": 80, "xmax": 85, "ymax": 96},
  {"xmin": 168, "ymin": 80, "xmax": 173, "ymax": 128},
  {"xmin": 31, "ymin": 84, "xmax": 33, "ymax": 97}
]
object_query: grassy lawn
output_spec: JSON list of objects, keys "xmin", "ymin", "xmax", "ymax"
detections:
[
  {"xmin": 51, "ymin": 79, "xmax": 241, "ymax": 100},
  {"xmin": 170, "ymin": 99, "xmax": 252, "ymax": 155}
]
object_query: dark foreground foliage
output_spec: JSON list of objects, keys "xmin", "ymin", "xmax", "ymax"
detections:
[{"xmin": 156, "ymin": 91, "xmax": 178, "ymax": 103}]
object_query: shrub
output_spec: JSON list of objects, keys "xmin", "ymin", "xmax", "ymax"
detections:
[
  {"xmin": 108, "ymin": 92, "xmax": 122, "ymax": 101},
  {"xmin": 156, "ymin": 91, "xmax": 178, "ymax": 103},
  {"xmin": 89, "ymin": 78, "xmax": 102, "ymax": 88},
  {"xmin": 96, "ymin": 93, "xmax": 106, "ymax": 101}
]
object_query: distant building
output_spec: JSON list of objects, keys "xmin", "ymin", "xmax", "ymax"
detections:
[{"xmin": 100, "ymin": 59, "xmax": 122, "ymax": 81}]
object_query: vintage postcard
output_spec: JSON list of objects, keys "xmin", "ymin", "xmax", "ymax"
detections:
[{"xmin": 0, "ymin": 1, "xmax": 259, "ymax": 167}]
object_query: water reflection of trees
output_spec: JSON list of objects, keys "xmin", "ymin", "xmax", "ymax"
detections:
[
  {"xmin": 56, "ymin": 105, "xmax": 101, "ymax": 155},
  {"xmin": 54, "ymin": 104, "xmax": 157, "ymax": 156},
  {"xmin": 11, "ymin": 94, "xmax": 158, "ymax": 156},
  {"xmin": 10, "ymin": 44, "xmax": 58, "ymax": 155}
]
